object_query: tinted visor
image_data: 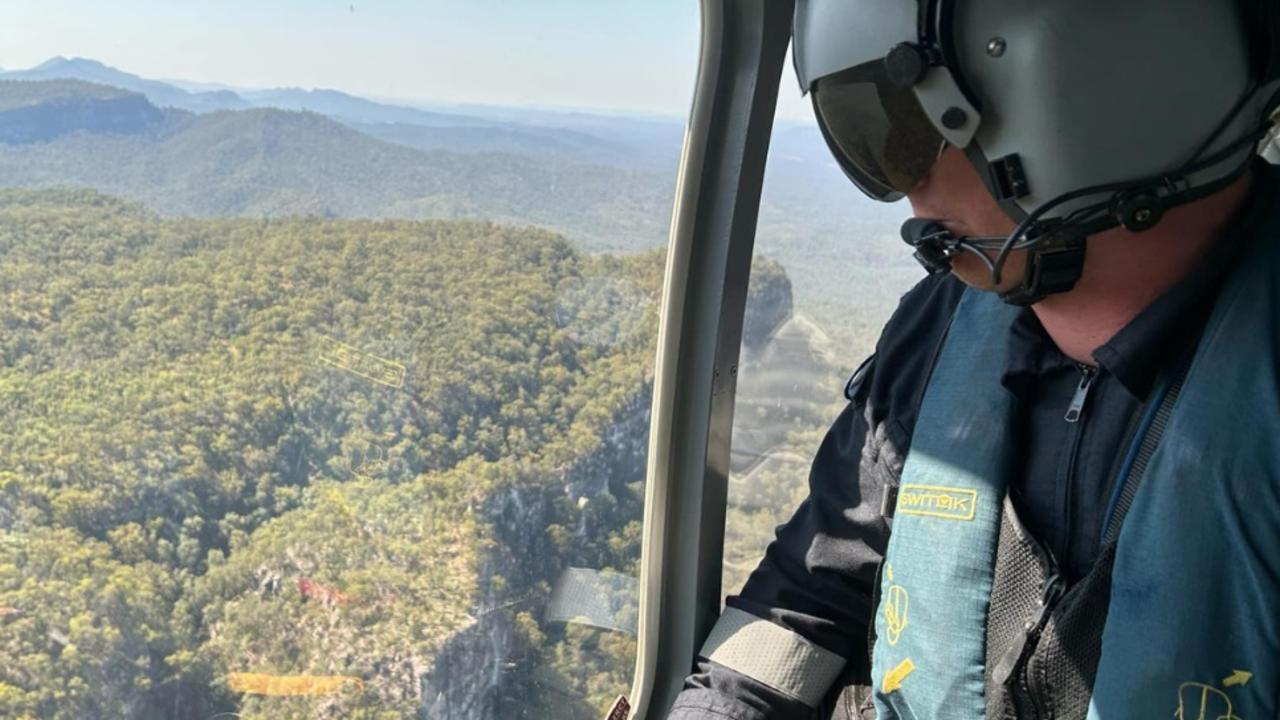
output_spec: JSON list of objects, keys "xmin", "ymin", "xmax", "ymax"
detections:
[{"xmin": 812, "ymin": 61, "xmax": 946, "ymax": 201}]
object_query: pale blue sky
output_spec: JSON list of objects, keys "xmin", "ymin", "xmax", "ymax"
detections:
[{"xmin": 0, "ymin": 0, "xmax": 813, "ymax": 120}]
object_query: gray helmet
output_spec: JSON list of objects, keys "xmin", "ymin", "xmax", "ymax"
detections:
[{"xmin": 795, "ymin": 0, "xmax": 1279, "ymax": 301}]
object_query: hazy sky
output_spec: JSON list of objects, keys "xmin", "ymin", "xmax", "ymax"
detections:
[{"xmin": 0, "ymin": 0, "xmax": 814, "ymax": 120}]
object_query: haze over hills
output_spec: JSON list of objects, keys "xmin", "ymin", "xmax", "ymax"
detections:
[
  {"xmin": 0, "ymin": 58, "xmax": 920, "ymax": 358},
  {"xmin": 0, "ymin": 56, "xmax": 897, "ymax": 207},
  {"xmin": 0, "ymin": 80, "xmax": 676, "ymax": 251},
  {"xmin": 0, "ymin": 57, "xmax": 677, "ymax": 158},
  {"xmin": 349, "ymin": 121, "xmax": 646, "ymax": 166},
  {"xmin": 1, "ymin": 56, "xmax": 250, "ymax": 113}
]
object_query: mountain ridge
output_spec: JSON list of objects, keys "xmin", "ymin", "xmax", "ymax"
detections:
[
  {"xmin": 0, "ymin": 57, "xmax": 695, "ymax": 170},
  {"xmin": 4, "ymin": 56, "xmax": 249, "ymax": 113},
  {"xmin": 0, "ymin": 82, "xmax": 674, "ymax": 249},
  {"xmin": 0, "ymin": 63, "xmax": 920, "ymax": 356}
]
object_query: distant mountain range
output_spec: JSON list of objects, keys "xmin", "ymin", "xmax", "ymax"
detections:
[
  {"xmin": 0, "ymin": 57, "xmax": 681, "ymax": 164},
  {"xmin": 0, "ymin": 79, "xmax": 673, "ymax": 250},
  {"xmin": 0, "ymin": 57, "xmax": 919, "ymax": 357},
  {"xmin": 0, "ymin": 79, "xmax": 163, "ymax": 144},
  {"xmin": 1, "ymin": 56, "xmax": 249, "ymax": 113}
]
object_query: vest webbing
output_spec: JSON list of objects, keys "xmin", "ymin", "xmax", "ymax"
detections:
[{"xmin": 871, "ymin": 228, "xmax": 1280, "ymax": 719}]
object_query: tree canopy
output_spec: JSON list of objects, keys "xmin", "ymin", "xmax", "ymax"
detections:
[{"xmin": 0, "ymin": 189, "xmax": 667, "ymax": 718}]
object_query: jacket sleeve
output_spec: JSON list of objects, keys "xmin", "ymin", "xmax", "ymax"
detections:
[
  {"xmin": 664, "ymin": 272, "xmax": 959, "ymax": 720},
  {"xmin": 666, "ymin": 379, "xmax": 895, "ymax": 720}
]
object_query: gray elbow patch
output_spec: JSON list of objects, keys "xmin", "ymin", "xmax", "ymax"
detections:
[{"xmin": 699, "ymin": 607, "xmax": 847, "ymax": 708}]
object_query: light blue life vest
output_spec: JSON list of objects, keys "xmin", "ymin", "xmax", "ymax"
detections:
[{"xmin": 870, "ymin": 224, "xmax": 1280, "ymax": 718}]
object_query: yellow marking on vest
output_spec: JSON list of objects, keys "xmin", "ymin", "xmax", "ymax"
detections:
[
  {"xmin": 1175, "ymin": 682, "xmax": 1241, "ymax": 720},
  {"xmin": 884, "ymin": 583, "xmax": 909, "ymax": 646},
  {"xmin": 1222, "ymin": 669, "xmax": 1252, "ymax": 687},
  {"xmin": 897, "ymin": 484, "xmax": 978, "ymax": 521},
  {"xmin": 881, "ymin": 658, "xmax": 915, "ymax": 694}
]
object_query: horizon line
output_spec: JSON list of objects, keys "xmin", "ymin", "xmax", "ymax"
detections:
[{"xmin": 0, "ymin": 53, "xmax": 817, "ymax": 126}]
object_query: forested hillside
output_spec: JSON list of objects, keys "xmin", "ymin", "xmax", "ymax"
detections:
[
  {"xmin": 0, "ymin": 79, "xmax": 163, "ymax": 144},
  {"xmin": 0, "ymin": 77, "xmax": 919, "ymax": 358},
  {"xmin": 0, "ymin": 82, "xmax": 671, "ymax": 252},
  {"xmin": 0, "ymin": 187, "xmax": 842, "ymax": 719},
  {"xmin": 0, "ymin": 189, "xmax": 673, "ymax": 719}
]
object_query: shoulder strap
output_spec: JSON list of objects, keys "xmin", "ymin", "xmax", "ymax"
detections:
[
  {"xmin": 1100, "ymin": 361, "xmax": 1190, "ymax": 546},
  {"xmin": 871, "ymin": 289, "xmax": 1021, "ymax": 720}
]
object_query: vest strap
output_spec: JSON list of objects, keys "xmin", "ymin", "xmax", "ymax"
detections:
[
  {"xmin": 700, "ymin": 607, "xmax": 847, "ymax": 707},
  {"xmin": 1100, "ymin": 363, "xmax": 1188, "ymax": 546},
  {"xmin": 871, "ymin": 289, "xmax": 1021, "ymax": 720}
]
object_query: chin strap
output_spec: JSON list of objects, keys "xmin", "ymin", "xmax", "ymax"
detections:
[
  {"xmin": 900, "ymin": 219, "xmax": 1087, "ymax": 306},
  {"xmin": 898, "ymin": 96, "xmax": 1270, "ymax": 306},
  {"xmin": 900, "ymin": 150, "xmax": 1257, "ymax": 307},
  {"xmin": 995, "ymin": 222, "xmax": 1088, "ymax": 306}
]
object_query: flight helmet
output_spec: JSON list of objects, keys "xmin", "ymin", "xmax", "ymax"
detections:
[{"xmin": 794, "ymin": 0, "xmax": 1280, "ymax": 303}]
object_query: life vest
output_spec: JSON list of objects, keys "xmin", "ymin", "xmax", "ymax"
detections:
[{"xmin": 870, "ymin": 224, "xmax": 1280, "ymax": 718}]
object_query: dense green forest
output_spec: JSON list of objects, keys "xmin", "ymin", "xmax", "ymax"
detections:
[
  {"xmin": 0, "ymin": 70, "xmax": 908, "ymax": 719},
  {"xmin": 0, "ymin": 188, "xmax": 842, "ymax": 719},
  {"xmin": 0, "ymin": 189, "xmax": 677, "ymax": 719}
]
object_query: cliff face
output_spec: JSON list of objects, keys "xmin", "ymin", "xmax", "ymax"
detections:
[
  {"xmin": 422, "ymin": 387, "xmax": 652, "ymax": 719},
  {"xmin": 419, "ymin": 271, "xmax": 832, "ymax": 719},
  {"xmin": 0, "ymin": 92, "xmax": 164, "ymax": 144},
  {"xmin": 742, "ymin": 256, "xmax": 795, "ymax": 350}
]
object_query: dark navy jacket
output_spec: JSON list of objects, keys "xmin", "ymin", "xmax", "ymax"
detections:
[{"xmin": 666, "ymin": 164, "xmax": 1274, "ymax": 720}]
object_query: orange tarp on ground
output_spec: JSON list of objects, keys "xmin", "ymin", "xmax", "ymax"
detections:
[
  {"xmin": 227, "ymin": 672, "xmax": 364, "ymax": 696},
  {"xmin": 297, "ymin": 578, "xmax": 351, "ymax": 605}
]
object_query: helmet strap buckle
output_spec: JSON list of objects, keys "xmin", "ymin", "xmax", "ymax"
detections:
[{"xmin": 999, "ymin": 226, "xmax": 1088, "ymax": 306}]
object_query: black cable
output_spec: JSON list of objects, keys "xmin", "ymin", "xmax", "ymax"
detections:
[
  {"xmin": 966, "ymin": 235, "xmax": 1040, "ymax": 251},
  {"xmin": 989, "ymin": 121, "xmax": 1271, "ymax": 284},
  {"xmin": 955, "ymin": 240, "xmax": 997, "ymax": 273}
]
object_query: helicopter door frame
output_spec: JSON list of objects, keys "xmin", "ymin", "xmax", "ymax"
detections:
[{"xmin": 630, "ymin": 1, "xmax": 794, "ymax": 717}]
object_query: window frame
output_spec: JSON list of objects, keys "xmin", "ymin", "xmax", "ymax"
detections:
[{"xmin": 630, "ymin": 1, "xmax": 795, "ymax": 717}]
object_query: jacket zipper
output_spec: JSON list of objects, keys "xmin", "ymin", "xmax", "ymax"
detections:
[
  {"xmin": 1021, "ymin": 567, "xmax": 1066, "ymax": 719},
  {"xmin": 991, "ymin": 502, "xmax": 1067, "ymax": 717},
  {"xmin": 1064, "ymin": 364, "xmax": 1095, "ymax": 423},
  {"xmin": 1056, "ymin": 363, "xmax": 1095, "ymax": 579},
  {"xmin": 1020, "ymin": 364, "xmax": 1095, "ymax": 718}
]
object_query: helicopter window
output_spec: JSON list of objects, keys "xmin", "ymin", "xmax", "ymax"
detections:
[
  {"xmin": 722, "ymin": 72, "xmax": 917, "ymax": 604},
  {"xmin": 0, "ymin": 3, "xmax": 697, "ymax": 718}
]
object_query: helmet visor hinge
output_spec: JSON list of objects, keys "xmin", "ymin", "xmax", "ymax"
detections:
[{"xmin": 885, "ymin": 42, "xmax": 943, "ymax": 88}]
